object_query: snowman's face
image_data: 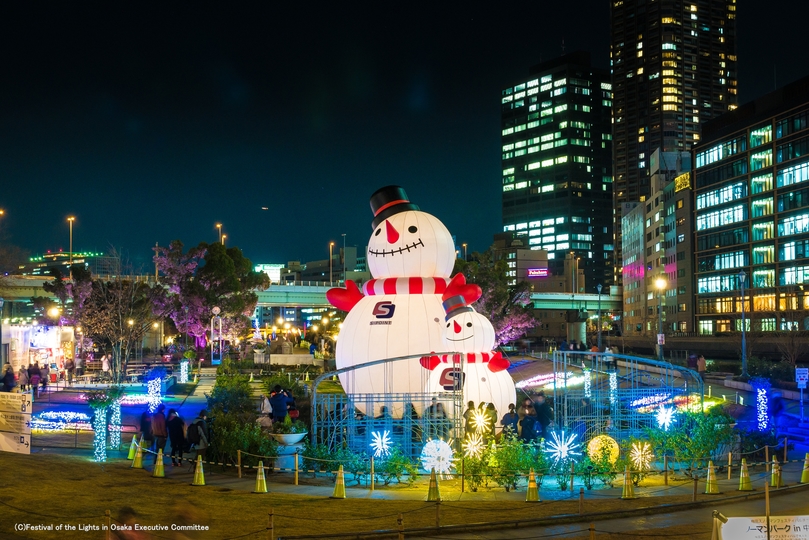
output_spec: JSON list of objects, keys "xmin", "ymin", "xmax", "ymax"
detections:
[
  {"xmin": 442, "ymin": 311, "xmax": 496, "ymax": 353},
  {"xmin": 367, "ymin": 210, "xmax": 455, "ymax": 279}
]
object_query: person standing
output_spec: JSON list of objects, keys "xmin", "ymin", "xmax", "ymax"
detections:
[
  {"xmin": 28, "ymin": 362, "xmax": 41, "ymax": 399},
  {"xmin": 40, "ymin": 364, "xmax": 49, "ymax": 393},
  {"xmin": 269, "ymin": 385, "xmax": 294, "ymax": 422},
  {"xmin": 101, "ymin": 355, "xmax": 111, "ymax": 375},
  {"xmin": 462, "ymin": 401, "xmax": 476, "ymax": 436},
  {"xmin": 151, "ymin": 404, "xmax": 168, "ymax": 462},
  {"xmin": 189, "ymin": 409, "xmax": 209, "ymax": 461},
  {"xmin": 1, "ymin": 366, "xmax": 16, "ymax": 392},
  {"xmin": 533, "ymin": 392, "xmax": 554, "ymax": 440},
  {"xmin": 697, "ymin": 355, "xmax": 707, "ymax": 378},
  {"xmin": 17, "ymin": 366, "xmax": 29, "ymax": 392},
  {"xmin": 140, "ymin": 409, "xmax": 153, "ymax": 452},
  {"xmin": 64, "ymin": 357, "xmax": 75, "ymax": 386},
  {"xmin": 75, "ymin": 354, "xmax": 84, "ymax": 377},
  {"xmin": 166, "ymin": 409, "xmax": 185, "ymax": 467},
  {"xmin": 500, "ymin": 403, "xmax": 519, "ymax": 435}
]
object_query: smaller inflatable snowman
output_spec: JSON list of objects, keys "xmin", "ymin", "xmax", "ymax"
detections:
[{"xmin": 423, "ymin": 294, "xmax": 516, "ymax": 425}]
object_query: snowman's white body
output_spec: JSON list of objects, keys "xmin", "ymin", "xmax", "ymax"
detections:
[
  {"xmin": 425, "ymin": 360, "xmax": 516, "ymax": 426},
  {"xmin": 424, "ymin": 309, "xmax": 516, "ymax": 424},
  {"xmin": 335, "ymin": 210, "xmax": 456, "ymax": 416}
]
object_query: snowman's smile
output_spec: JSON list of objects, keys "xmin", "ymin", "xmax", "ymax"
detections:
[
  {"xmin": 368, "ymin": 238, "xmax": 424, "ymax": 257},
  {"xmin": 447, "ymin": 335, "xmax": 473, "ymax": 341}
]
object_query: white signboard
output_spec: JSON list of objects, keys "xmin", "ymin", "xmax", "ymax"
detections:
[
  {"xmin": 0, "ymin": 392, "xmax": 33, "ymax": 414},
  {"xmin": 0, "ymin": 411, "xmax": 31, "ymax": 435},
  {"xmin": 715, "ymin": 515, "xmax": 809, "ymax": 540},
  {"xmin": 0, "ymin": 431, "xmax": 30, "ymax": 455},
  {"xmin": 797, "ymin": 368, "xmax": 808, "ymax": 382}
]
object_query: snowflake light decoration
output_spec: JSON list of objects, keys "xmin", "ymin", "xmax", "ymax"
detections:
[
  {"xmin": 656, "ymin": 406, "xmax": 676, "ymax": 431},
  {"xmin": 179, "ymin": 360, "xmax": 189, "ymax": 384},
  {"xmin": 420, "ymin": 439, "xmax": 455, "ymax": 474},
  {"xmin": 147, "ymin": 378, "xmax": 162, "ymax": 413},
  {"xmin": 583, "ymin": 368, "xmax": 592, "ymax": 398},
  {"xmin": 470, "ymin": 410, "xmax": 489, "ymax": 433},
  {"xmin": 463, "ymin": 434, "xmax": 485, "ymax": 459},
  {"xmin": 370, "ymin": 430, "xmax": 392, "ymax": 458},
  {"xmin": 630, "ymin": 441, "xmax": 654, "ymax": 471},
  {"xmin": 544, "ymin": 430, "xmax": 582, "ymax": 467}
]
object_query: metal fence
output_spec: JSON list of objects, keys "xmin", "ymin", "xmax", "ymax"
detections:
[{"xmin": 550, "ymin": 350, "xmax": 704, "ymax": 443}]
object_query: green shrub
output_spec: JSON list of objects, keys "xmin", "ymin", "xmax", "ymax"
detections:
[
  {"xmin": 263, "ymin": 374, "xmax": 304, "ymax": 398},
  {"xmin": 332, "ymin": 447, "xmax": 370, "ymax": 485},
  {"xmin": 376, "ymin": 447, "xmax": 419, "ymax": 485},
  {"xmin": 771, "ymin": 362, "xmax": 795, "ymax": 384},
  {"xmin": 301, "ymin": 441, "xmax": 334, "ymax": 474},
  {"xmin": 461, "ymin": 453, "xmax": 490, "ymax": 492},
  {"xmin": 646, "ymin": 407, "xmax": 735, "ymax": 472},
  {"xmin": 208, "ymin": 413, "xmax": 277, "ymax": 467},
  {"xmin": 489, "ymin": 433, "xmax": 534, "ymax": 491}
]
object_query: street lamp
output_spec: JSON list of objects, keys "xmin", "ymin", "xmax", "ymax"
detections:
[
  {"xmin": 329, "ymin": 242, "xmax": 335, "ymax": 284},
  {"xmin": 655, "ymin": 277, "xmax": 667, "ymax": 362},
  {"xmin": 342, "ymin": 233, "xmax": 346, "ymax": 283},
  {"xmin": 597, "ymin": 284, "xmax": 603, "ymax": 351},
  {"xmin": 67, "ymin": 216, "xmax": 75, "ymax": 279},
  {"xmin": 462, "ymin": 243, "xmax": 468, "ymax": 260},
  {"xmin": 216, "ymin": 223, "xmax": 222, "ymax": 244},
  {"xmin": 221, "ymin": 234, "xmax": 227, "ymax": 246},
  {"xmin": 739, "ymin": 270, "xmax": 748, "ymax": 377}
]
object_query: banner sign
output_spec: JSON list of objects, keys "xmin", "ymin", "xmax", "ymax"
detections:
[{"xmin": 713, "ymin": 515, "xmax": 809, "ymax": 540}]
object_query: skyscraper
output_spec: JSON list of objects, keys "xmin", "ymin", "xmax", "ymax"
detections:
[
  {"xmin": 610, "ymin": 0, "xmax": 738, "ymax": 277},
  {"xmin": 501, "ymin": 51, "xmax": 613, "ymax": 292}
]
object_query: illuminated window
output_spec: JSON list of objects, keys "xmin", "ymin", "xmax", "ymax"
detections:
[
  {"xmin": 751, "ymin": 198, "xmax": 773, "ymax": 218},
  {"xmin": 752, "ymin": 173, "xmax": 773, "ymax": 194},
  {"xmin": 696, "ymin": 181, "xmax": 746, "ymax": 210},
  {"xmin": 696, "ymin": 205, "xmax": 746, "ymax": 230},
  {"xmin": 777, "ymin": 161, "xmax": 809, "ymax": 187},
  {"xmin": 778, "ymin": 213, "xmax": 809, "ymax": 237},
  {"xmin": 750, "ymin": 149, "xmax": 773, "ymax": 171}
]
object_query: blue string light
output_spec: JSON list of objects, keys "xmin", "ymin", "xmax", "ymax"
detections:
[
  {"xmin": 583, "ymin": 367, "xmax": 592, "ymax": 398},
  {"xmin": 92, "ymin": 408, "xmax": 107, "ymax": 462},
  {"xmin": 751, "ymin": 378, "xmax": 771, "ymax": 432},
  {"xmin": 609, "ymin": 372, "xmax": 617, "ymax": 404},
  {"xmin": 147, "ymin": 378, "xmax": 162, "ymax": 413},
  {"xmin": 179, "ymin": 361, "xmax": 189, "ymax": 384}
]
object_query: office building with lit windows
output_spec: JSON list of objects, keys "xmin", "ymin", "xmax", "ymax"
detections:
[
  {"xmin": 610, "ymin": 0, "xmax": 738, "ymax": 279},
  {"xmin": 693, "ymin": 76, "xmax": 809, "ymax": 335},
  {"xmin": 501, "ymin": 51, "xmax": 613, "ymax": 292}
]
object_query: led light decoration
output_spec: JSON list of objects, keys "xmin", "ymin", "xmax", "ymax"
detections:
[
  {"xmin": 587, "ymin": 434, "xmax": 619, "ymax": 464},
  {"xmin": 630, "ymin": 393, "xmax": 671, "ymax": 411},
  {"xmin": 656, "ymin": 406, "xmax": 676, "ymax": 431},
  {"xmin": 629, "ymin": 441, "xmax": 654, "ymax": 471},
  {"xmin": 543, "ymin": 375, "xmax": 585, "ymax": 390},
  {"xmin": 583, "ymin": 367, "xmax": 591, "ymax": 398},
  {"xmin": 470, "ymin": 410, "xmax": 489, "ymax": 433},
  {"xmin": 31, "ymin": 411, "xmax": 92, "ymax": 432},
  {"xmin": 751, "ymin": 378, "xmax": 771, "ymax": 432},
  {"xmin": 179, "ymin": 361, "xmax": 189, "ymax": 384},
  {"xmin": 370, "ymin": 430, "xmax": 392, "ymax": 458},
  {"xmin": 420, "ymin": 439, "xmax": 455, "ymax": 474},
  {"xmin": 147, "ymin": 378, "xmax": 162, "ymax": 413},
  {"xmin": 545, "ymin": 430, "xmax": 582, "ymax": 467},
  {"xmin": 463, "ymin": 434, "xmax": 485, "ymax": 458},
  {"xmin": 81, "ymin": 393, "xmax": 151, "ymax": 406},
  {"xmin": 92, "ymin": 409, "xmax": 107, "ymax": 462},
  {"xmin": 109, "ymin": 400, "xmax": 122, "ymax": 449},
  {"xmin": 609, "ymin": 372, "xmax": 617, "ymax": 404},
  {"xmin": 516, "ymin": 372, "xmax": 556, "ymax": 389}
]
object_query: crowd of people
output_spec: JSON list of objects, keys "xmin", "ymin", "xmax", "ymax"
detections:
[
  {"xmin": 138, "ymin": 406, "xmax": 210, "ymax": 466},
  {"xmin": 0, "ymin": 362, "xmax": 53, "ymax": 396}
]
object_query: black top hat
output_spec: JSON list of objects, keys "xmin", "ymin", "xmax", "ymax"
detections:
[
  {"xmin": 442, "ymin": 294, "xmax": 473, "ymax": 321},
  {"xmin": 369, "ymin": 185, "xmax": 420, "ymax": 229}
]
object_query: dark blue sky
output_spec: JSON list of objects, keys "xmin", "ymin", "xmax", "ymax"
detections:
[{"xmin": 1, "ymin": 1, "xmax": 807, "ymax": 270}]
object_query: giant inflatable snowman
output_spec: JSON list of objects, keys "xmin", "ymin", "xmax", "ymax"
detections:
[
  {"xmin": 423, "ymin": 294, "xmax": 517, "ymax": 426},
  {"xmin": 327, "ymin": 186, "xmax": 480, "ymax": 414}
]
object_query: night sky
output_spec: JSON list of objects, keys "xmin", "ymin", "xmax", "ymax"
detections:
[{"xmin": 1, "ymin": 1, "xmax": 808, "ymax": 271}]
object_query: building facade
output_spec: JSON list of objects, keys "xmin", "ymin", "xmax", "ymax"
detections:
[
  {"xmin": 501, "ymin": 51, "xmax": 614, "ymax": 293},
  {"xmin": 610, "ymin": 0, "xmax": 738, "ymax": 278},
  {"xmin": 693, "ymin": 76, "xmax": 809, "ymax": 335}
]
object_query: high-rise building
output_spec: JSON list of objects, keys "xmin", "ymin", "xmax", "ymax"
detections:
[
  {"xmin": 693, "ymin": 75, "xmax": 809, "ymax": 337},
  {"xmin": 610, "ymin": 0, "xmax": 738, "ymax": 278},
  {"xmin": 501, "ymin": 51, "xmax": 614, "ymax": 292}
]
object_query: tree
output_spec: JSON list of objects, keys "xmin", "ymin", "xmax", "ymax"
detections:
[
  {"xmin": 153, "ymin": 241, "xmax": 269, "ymax": 350},
  {"xmin": 80, "ymin": 276, "xmax": 161, "ymax": 382},
  {"xmin": 453, "ymin": 249, "xmax": 537, "ymax": 346},
  {"xmin": 41, "ymin": 265, "xmax": 93, "ymax": 326}
]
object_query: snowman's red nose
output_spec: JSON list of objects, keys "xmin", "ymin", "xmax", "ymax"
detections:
[
  {"xmin": 386, "ymin": 220, "xmax": 399, "ymax": 244},
  {"xmin": 453, "ymin": 321, "xmax": 462, "ymax": 334}
]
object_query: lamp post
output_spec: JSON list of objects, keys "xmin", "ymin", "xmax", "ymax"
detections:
[
  {"xmin": 655, "ymin": 277, "xmax": 667, "ymax": 362},
  {"xmin": 342, "ymin": 233, "xmax": 346, "ymax": 282},
  {"xmin": 462, "ymin": 243, "xmax": 468, "ymax": 261},
  {"xmin": 329, "ymin": 242, "xmax": 335, "ymax": 284},
  {"xmin": 216, "ymin": 223, "xmax": 222, "ymax": 244},
  {"xmin": 739, "ymin": 270, "xmax": 748, "ymax": 377},
  {"xmin": 67, "ymin": 216, "xmax": 75, "ymax": 279},
  {"xmin": 597, "ymin": 284, "xmax": 603, "ymax": 351},
  {"xmin": 221, "ymin": 234, "xmax": 227, "ymax": 246}
]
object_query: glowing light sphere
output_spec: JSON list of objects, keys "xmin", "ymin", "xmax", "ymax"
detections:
[
  {"xmin": 545, "ymin": 430, "xmax": 582, "ymax": 467},
  {"xmin": 470, "ymin": 410, "xmax": 489, "ymax": 433},
  {"xmin": 109, "ymin": 400, "xmax": 122, "ymax": 449},
  {"xmin": 147, "ymin": 378, "xmax": 162, "ymax": 413},
  {"xmin": 609, "ymin": 372, "xmax": 618, "ymax": 404},
  {"xmin": 463, "ymin": 434, "xmax": 485, "ymax": 459},
  {"xmin": 92, "ymin": 409, "xmax": 107, "ymax": 462},
  {"xmin": 587, "ymin": 434, "xmax": 619, "ymax": 464},
  {"xmin": 630, "ymin": 441, "xmax": 654, "ymax": 471},
  {"xmin": 179, "ymin": 361, "xmax": 189, "ymax": 384},
  {"xmin": 420, "ymin": 439, "xmax": 455, "ymax": 474},
  {"xmin": 656, "ymin": 406, "xmax": 676, "ymax": 431},
  {"xmin": 370, "ymin": 430, "xmax": 392, "ymax": 458}
]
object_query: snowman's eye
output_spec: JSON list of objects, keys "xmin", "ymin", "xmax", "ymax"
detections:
[
  {"xmin": 374, "ymin": 228, "xmax": 381, "ymax": 236},
  {"xmin": 408, "ymin": 226, "xmax": 418, "ymax": 233},
  {"xmin": 466, "ymin": 322, "xmax": 472, "ymax": 327},
  {"xmin": 446, "ymin": 322, "xmax": 450, "ymax": 328}
]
